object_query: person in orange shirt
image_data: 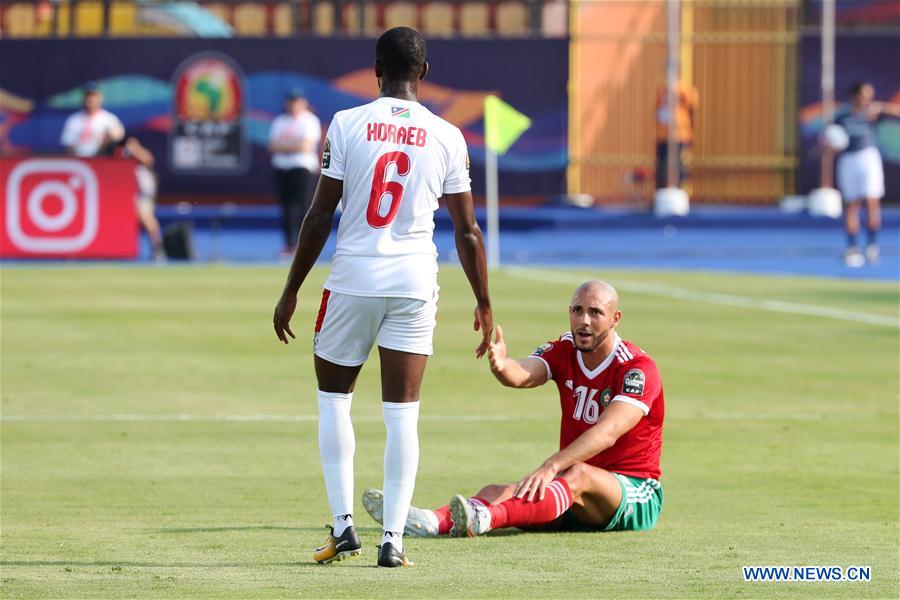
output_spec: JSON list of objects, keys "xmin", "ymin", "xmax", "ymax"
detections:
[{"xmin": 655, "ymin": 81, "xmax": 699, "ymax": 190}]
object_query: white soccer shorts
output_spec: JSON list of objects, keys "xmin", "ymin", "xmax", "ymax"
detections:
[
  {"xmin": 313, "ymin": 289, "xmax": 438, "ymax": 367},
  {"xmin": 837, "ymin": 146, "xmax": 884, "ymax": 202}
]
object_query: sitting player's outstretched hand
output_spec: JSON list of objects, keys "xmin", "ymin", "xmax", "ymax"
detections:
[
  {"xmin": 273, "ymin": 293, "xmax": 297, "ymax": 345},
  {"xmin": 514, "ymin": 461, "xmax": 558, "ymax": 503},
  {"xmin": 488, "ymin": 325, "xmax": 507, "ymax": 374}
]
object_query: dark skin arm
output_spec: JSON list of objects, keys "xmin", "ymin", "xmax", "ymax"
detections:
[
  {"xmin": 272, "ymin": 175, "xmax": 343, "ymax": 344},
  {"xmin": 444, "ymin": 190, "xmax": 493, "ymax": 357}
]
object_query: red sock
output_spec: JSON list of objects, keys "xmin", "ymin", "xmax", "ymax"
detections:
[
  {"xmin": 433, "ymin": 505, "xmax": 453, "ymax": 534},
  {"xmin": 488, "ymin": 479, "xmax": 573, "ymax": 529},
  {"xmin": 434, "ymin": 496, "xmax": 490, "ymax": 535}
]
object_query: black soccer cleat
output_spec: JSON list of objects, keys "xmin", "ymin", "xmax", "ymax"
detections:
[
  {"xmin": 377, "ymin": 541, "xmax": 413, "ymax": 568},
  {"xmin": 313, "ymin": 524, "xmax": 362, "ymax": 564}
]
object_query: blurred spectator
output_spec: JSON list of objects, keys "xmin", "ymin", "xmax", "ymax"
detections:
[
  {"xmin": 655, "ymin": 80, "xmax": 699, "ymax": 190},
  {"xmin": 834, "ymin": 82, "xmax": 900, "ymax": 267},
  {"xmin": 115, "ymin": 136, "xmax": 166, "ymax": 263},
  {"xmin": 268, "ymin": 87, "xmax": 321, "ymax": 256},
  {"xmin": 60, "ymin": 83, "xmax": 124, "ymax": 157}
]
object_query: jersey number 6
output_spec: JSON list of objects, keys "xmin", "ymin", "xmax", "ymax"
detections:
[{"xmin": 367, "ymin": 151, "xmax": 410, "ymax": 228}]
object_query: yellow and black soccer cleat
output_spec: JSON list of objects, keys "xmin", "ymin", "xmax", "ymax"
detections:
[{"xmin": 313, "ymin": 524, "xmax": 362, "ymax": 564}]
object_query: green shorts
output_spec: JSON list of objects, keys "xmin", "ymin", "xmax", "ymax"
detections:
[{"xmin": 561, "ymin": 474, "xmax": 663, "ymax": 532}]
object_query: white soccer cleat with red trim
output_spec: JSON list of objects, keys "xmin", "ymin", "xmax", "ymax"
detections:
[
  {"xmin": 449, "ymin": 494, "xmax": 491, "ymax": 537},
  {"xmin": 362, "ymin": 488, "xmax": 440, "ymax": 538}
]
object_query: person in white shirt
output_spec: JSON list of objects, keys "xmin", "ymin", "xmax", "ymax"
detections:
[
  {"xmin": 60, "ymin": 83, "xmax": 124, "ymax": 157},
  {"xmin": 268, "ymin": 88, "xmax": 321, "ymax": 255},
  {"xmin": 272, "ymin": 27, "xmax": 493, "ymax": 568}
]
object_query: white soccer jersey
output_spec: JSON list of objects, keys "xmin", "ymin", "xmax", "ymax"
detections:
[
  {"xmin": 320, "ymin": 97, "xmax": 471, "ymax": 301},
  {"xmin": 60, "ymin": 109, "xmax": 124, "ymax": 157},
  {"xmin": 268, "ymin": 111, "xmax": 322, "ymax": 171}
]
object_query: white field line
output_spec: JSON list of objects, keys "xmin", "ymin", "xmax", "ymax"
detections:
[
  {"xmin": 0, "ymin": 414, "xmax": 521, "ymax": 423},
  {"xmin": 507, "ymin": 267, "xmax": 900, "ymax": 328},
  {"xmin": 0, "ymin": 412, "xmax": 879, "ymax": 423}
]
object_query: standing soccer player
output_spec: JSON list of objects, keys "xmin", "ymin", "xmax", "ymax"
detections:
[
  {"xmin": 272, "ymin": 27, "xmax": 492, "ymax": 568},
  {"xmin": 834, "ymin": 82, "xmax": 900, "ymax": 267}
]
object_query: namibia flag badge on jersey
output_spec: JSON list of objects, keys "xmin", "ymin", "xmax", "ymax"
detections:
[{"xmin": 391, "ymin": 106, "xmax": 411, "ymax": 119}]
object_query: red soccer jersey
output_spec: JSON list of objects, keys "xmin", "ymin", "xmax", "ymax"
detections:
[{"xmin": 530, "ymin": 333, "xmax": 664, "ymax": 479}]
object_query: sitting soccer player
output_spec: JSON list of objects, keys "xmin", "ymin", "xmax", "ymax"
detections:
[{"xmin": 363, "ymin": 280, "xmax": 664, "ymax": 537}]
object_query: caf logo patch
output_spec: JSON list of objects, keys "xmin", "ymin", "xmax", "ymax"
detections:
[
  {"xmin": 465, "ymin": 152, "xmax": 471, "ymax": 171},
  {"xmin": 321, "ymin": 138, "xmax": 331, "ymax": 169},
  {"xmin": 622, "ymin": 369, "xmax": 645, "ymax": 396}
]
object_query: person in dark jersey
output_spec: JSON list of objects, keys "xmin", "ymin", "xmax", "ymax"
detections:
[{"xmin": 834, "ymin": 82, "xmax": 900, "ymax": 267}]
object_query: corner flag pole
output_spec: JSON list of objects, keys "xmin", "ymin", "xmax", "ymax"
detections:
[
  {"xmin": 486, "ymin": 146, "xmax": 500, "ymax": 270},
  {"xmin": 665, "ymin": 0, "xmax": 681, "ymax": 189},
  {"xmin": 483, "ymin": 95, "xmax": 531, "ymax": 271},
  {"xmin": 820, "ymin": 0, "xmax": 836, "ymax": 189}
]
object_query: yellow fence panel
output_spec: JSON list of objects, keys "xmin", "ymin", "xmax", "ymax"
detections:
[{"xmin": 569, "ymin": 0, "xmax": 800, "ymax": 204}]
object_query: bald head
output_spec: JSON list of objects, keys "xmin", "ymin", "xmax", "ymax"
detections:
[
  {"xmin": 572, "ymin": 280, "xmax": 619, "ymax": 313},
  {"xmin": 568, "ymin": 280, "xmax": 621, "ymax": 354}
]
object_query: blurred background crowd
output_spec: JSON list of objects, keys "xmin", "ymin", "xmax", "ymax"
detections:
[{"xmin": 0, "ymin": 0, "xmax": 897, "ymax": 275}]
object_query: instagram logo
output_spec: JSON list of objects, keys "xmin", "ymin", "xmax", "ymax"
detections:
[{"xmin": 5, "ymin": 159, "xmax": 99, "ymax": 253}]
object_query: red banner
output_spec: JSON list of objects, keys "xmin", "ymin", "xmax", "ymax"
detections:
[{"xmin": 0, "ymin": 157, "xmax": 138, "ymax": 259}]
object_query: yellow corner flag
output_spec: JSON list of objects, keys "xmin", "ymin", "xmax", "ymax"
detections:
[{"xmin": 484, "ymin": 95, "xmax": 531, "ymax": 155}]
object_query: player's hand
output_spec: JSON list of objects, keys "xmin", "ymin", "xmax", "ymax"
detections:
[
  {"xmin": 488, "ymin": 325, "xmax": 507, "ymax": 373},
  {"xmin": 473, "ymin": 303, "xmax": 493, "ymax": 359},
  {"xmin": 273, "ymin": 293, "xmax": 297, "ymax": 344},
  {"xmin": 514, "ymin": 461, "xmax": 558, "ymax": 503}
]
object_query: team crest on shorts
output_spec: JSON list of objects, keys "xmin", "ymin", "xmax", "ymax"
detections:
[
  {"xmin": 532, "ymin": 343, "xmax": 552, "ymax": 356},
  {"xmin": 622, "ymin": 369, "xmax": 645, "ymax": 396}
]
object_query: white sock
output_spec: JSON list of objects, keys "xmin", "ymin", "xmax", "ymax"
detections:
[
  {"xmin": 317, "ymin": 390, "xmax": 355, "ymax": 532},
  {"xmin": 382, "ymin": 401, "xmax": 420, "ymax": 553},
  {"xmin": 381, "ymin": 530, "xmax": 403, "ymax": 550},
  {"xmin": 333, "ymin": 513, "xmax": 353, "ymax": 537}
]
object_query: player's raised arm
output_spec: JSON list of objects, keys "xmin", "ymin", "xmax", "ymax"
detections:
[
  {"xmin": 487, "ymin": 326, "xmax": 548, "ymax": 388},
  {"xmin": 273, "ymin": 175, "xmax": 343, "ymax": 344},
  {"xmin": 873, "ymin": 101, "xmax": 900, "ymax": 118},
  {"xmin": 444, "ymin": 190, "xmax": 492, "ymax": 358}
]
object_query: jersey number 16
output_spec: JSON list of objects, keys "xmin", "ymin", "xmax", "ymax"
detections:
[{"xmin": 367, "ymin": 151, "xmax": 410, "ymax": 228}]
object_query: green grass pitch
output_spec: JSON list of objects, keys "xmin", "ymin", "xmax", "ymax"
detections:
[{"xmin": 1, "ymin": 265, "xmax": 898, "ymax": 598}]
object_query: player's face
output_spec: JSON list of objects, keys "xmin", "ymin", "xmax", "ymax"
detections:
[
  {"xmin": 84, "ymin": 92, "xmax": 102, "ymax": 112},
  {"xmin": 569, "ymin": 293, "xmax": 620, "ymax": 353},
  {"xmin": 854, "ymin": 85, "xmax": 874, "ymax": 108},
  {"xmin": 287, "ymin": 98, "xmax": 307, "ymax": 115}
]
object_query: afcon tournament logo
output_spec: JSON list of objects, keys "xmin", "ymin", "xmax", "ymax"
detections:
[
  {"xmin": 174, "ymin": 58, "xmax": 242, "ymax": 121},
  {"xmin": 169, "ymin": 52, "xmax": 248, "ymax": 174}
]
